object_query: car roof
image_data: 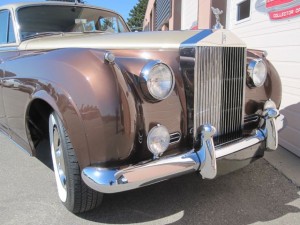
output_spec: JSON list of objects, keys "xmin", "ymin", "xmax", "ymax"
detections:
[{"xmin": 0, "ymin": 1, "xmax": 120, "ymax": 16}]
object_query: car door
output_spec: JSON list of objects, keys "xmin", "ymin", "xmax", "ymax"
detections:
[
  {"xmin": 0, "ymin": 9, "xmax": 27, "ymax": 145},
  {"xmin": 0, "ymin": 9, "xmax": 12, "ymax": 136}
]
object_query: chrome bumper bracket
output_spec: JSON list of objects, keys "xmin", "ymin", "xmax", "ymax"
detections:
[
  {"xmin": 262, "ymin": 108, "xmax": 279, "ymax": 151},
  {"xmin": 197, "ymin": 124, "xmax": 217, "ymax": 179}
]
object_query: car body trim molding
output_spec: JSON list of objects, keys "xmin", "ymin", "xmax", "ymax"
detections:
[{"xmin": 181, "ymin": 29, "xmax": 213, "ymax": 46}]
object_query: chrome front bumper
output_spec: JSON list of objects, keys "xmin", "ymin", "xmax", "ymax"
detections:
[{"xmin": 82, "ymin": 109, "xmax": 285, "ymax": 194}]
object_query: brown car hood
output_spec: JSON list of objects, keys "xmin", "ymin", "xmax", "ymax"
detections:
[{"xmin": 19, "ymin": 30, "xmax": 202, "ymax": 50}]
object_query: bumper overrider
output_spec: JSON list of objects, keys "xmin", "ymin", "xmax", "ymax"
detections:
[{"xmin": 82, "ymin": 108, "xmax": 285, "ymax": 194}]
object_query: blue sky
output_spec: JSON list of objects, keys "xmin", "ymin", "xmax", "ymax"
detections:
[{"xmin": 0, "ymin": 0, "xmax": 139, "ymax": 20}]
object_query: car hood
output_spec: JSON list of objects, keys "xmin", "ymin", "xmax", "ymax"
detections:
[
  {"xmin": 19, "ymin": 30, "xmax": 245, "ymax": 51},
  {"xmin": 19, "ymin": 31, "xmax": 200, "ymax": 50}
]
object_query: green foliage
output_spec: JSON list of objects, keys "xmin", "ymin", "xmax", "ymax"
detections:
[
  {"xmin": 100, "ymin": 18, "xmax": 114, "ymax": 31},
  {"xmin": 127, "ymin": 0, "xmax": 149, "ymax": 31}
]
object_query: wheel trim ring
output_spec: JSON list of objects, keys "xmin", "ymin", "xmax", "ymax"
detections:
[
  {"xmin": 50, "ymin": 114, "xmax": 67, "ymax": 202},
  {"xmin": 53, "ymin": 127, "xmax": 67, "ymax": 188}
]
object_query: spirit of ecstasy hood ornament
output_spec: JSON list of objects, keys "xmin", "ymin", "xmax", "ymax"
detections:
[{"xmin": 211, "ymin": 7, "xmax": 224, "ymax": 29}]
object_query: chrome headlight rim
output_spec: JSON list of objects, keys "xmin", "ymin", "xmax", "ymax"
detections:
[
  {"xmin": 140, "ymin": 60, "xmax": 175, "ymax": 101},
  {"xmin": 247, "ymin": 58, "xmax": 267, "ymax": 88}
]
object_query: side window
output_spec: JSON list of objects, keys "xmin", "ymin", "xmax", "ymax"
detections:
[
  {"xmin": 0, "ymin": 10, "xmax": 16, "ymax": 44},
  {"xmin": 8, "ymin": 15, "xmax": 16, "ymax": 43},
  {"xmin": 0, "ymin": 10, "xmax": 9, "ymax": 44}
]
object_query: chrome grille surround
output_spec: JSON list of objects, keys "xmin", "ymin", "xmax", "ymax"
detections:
[{"xmin": 194, "ymin": 46, "xmax": 246, "ymax": 146}]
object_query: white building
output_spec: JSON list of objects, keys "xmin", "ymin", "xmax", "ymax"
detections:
[
  {"xmin": 144, "ymin": 0, "xmax": 300, "ymax": 156},
  {"xmin": 226, "ymin": 0, "xmax": 300, "ymax": 157}
]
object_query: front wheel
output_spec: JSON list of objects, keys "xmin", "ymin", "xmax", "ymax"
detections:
[{"xmin": 49, "ymin": 112, "xmax": 103, "ymax": 213}]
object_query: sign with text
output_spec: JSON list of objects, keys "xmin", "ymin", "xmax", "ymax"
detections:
[
  {"xmin": 269, "ymin": 4, "xmax": 300, "ymax": 19},
  {"xmin": 266, "ymin": 0, "xmax": 293, "ymax": 8}
]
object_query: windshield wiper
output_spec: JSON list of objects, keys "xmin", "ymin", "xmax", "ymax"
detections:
[
  {"xmin": 82, "ymin": 30, "xmax": 110, "ymax": 34},
  {"xmin": 22, "ymin": 32, "xmax": 64, "ymax": 41}
]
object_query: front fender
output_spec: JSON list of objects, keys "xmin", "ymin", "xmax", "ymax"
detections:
[
  {"xmin": 31, "ymin": 49, "xmax": 139, "ymax": 166},
  {"xmin": 245, "ymin": 50, "xmax": 282, "ymax": 115},
  {"xmin": 4, "ymin": 48, "xmax": 140, "ymax": 168}
]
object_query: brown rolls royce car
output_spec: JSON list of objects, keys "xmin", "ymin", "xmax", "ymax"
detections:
[{"xmin": 0, "ymin": 1, "xmax": 285, "ymax": 213}]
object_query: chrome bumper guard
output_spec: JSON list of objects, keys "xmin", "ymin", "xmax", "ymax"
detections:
[{"xmin": 82, "ymin": 109, "xmax": 285, "ymax": 193}]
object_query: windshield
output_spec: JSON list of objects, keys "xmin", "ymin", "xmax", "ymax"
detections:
[{"xmin": 17, "ymin": 5, "xmax": 129, "ymax": 40}]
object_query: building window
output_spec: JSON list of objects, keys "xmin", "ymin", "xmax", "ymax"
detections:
[{"xmin": 237, "ymin": 0, "xmax": 250, "ymax": 21}]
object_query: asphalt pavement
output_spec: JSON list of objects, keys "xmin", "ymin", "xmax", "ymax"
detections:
[{"xmin": 0, "ymin": 132, "xmax": 300, "ymax": 225}]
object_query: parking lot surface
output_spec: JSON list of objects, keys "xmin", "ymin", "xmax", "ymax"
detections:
[{"xmin": 0, "ymin": 133, "xmax": 300, "ymax": 225}]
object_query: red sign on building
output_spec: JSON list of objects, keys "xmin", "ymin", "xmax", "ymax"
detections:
[
  {"xmin": 266, "ymin": 0, "xmax": 293, "ymax": 8},
  {"xmin": 269, "ymin": 4, "xmax": 300, "ymax": 20}
]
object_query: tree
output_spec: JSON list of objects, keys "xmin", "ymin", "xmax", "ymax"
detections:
[
  {"xmin": 127, "ymin": 0, "xmax": 149, "ymax": 31},
  {"xmin": 101, "ymin": 18, "xmax": 114, "ymax": 31}
]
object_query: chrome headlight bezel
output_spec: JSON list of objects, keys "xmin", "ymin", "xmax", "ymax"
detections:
[
  {"xmin": 140, "ymin": 60, "xmax": 175, "ymax": 101},
  {"xmin": 247, "ymin": 59, "xmax": 267, "ymax": 88}
]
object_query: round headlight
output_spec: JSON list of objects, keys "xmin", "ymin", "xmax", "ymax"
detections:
[
  {"xmin": 247, "ymin": 59, "xmax": 267, "ymax": 87},
  {"xmin": 147, "ymin": 125, "xmax": 170, "ymax": 158},
  {"xmin": 140, "ymin": 61, "xmax": 175, "ymax": 101}
]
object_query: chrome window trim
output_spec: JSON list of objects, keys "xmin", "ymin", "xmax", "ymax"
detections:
[{"xmin": 11, "ymin": 7, "xmax": 21, "ymax": 45}]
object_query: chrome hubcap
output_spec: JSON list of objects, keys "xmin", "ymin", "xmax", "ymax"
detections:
[
  {"xmin": 53, "ymin": 127, "xmax": 67, "ymax": 189},
  {"xmin": 50, "ymin": 114, "xmax": 67, "ymax": 202}
]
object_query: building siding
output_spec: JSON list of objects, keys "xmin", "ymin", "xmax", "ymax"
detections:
[
  {"xmin": 228, "ymin": 0, "xmax": 300, "ymax": 156},
  {"xmin": 155, "ymin": 0, "xmax": 172, "ymax": 30}
]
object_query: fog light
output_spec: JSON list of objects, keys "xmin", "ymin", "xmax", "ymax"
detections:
[{"xmin": 147, "ymin": 125, "xmax": 170, "ymax": 158}]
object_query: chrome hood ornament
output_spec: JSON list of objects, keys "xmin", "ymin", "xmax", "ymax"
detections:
[{"xmin": 211, "ymin": 7, "xmax": 224, "ymax": 29}]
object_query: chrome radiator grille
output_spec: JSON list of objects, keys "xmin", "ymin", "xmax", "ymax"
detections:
[{"xmin": 194, "ymin": 46, "xmax": 246, "ymax": 146}]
